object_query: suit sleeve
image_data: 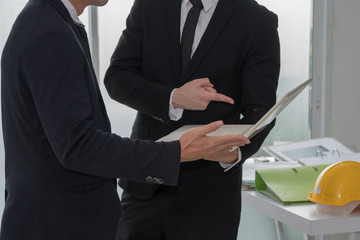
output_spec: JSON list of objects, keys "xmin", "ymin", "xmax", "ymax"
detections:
[
  {"xmin": 239, "ymin": 12, "xmax": 281, "ymax": 161},
  {"xmin": 23, "ymin": 31, "xmax": 180, "ymax": 186},
  {"xmin": 104, "ymin": 0, "xmax": 173, "ymax": 126}
]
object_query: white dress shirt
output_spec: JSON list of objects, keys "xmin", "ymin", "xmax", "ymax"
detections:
[{"xmin": 180, "ymin": 0, "xmax": 219, "ymax": 57}]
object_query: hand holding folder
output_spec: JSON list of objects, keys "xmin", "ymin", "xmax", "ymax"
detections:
[{"xmin": 255, "ymin": 164, "xmax": 330, "ymax": 205}]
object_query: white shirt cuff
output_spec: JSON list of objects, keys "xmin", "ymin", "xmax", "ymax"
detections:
[
  {"xmin": 219, "ymin": 147, "xmax": 242, "ymax": 172},
  {"xmin": 169, "ymin": 89, "xmax": 184, "ymax": 121}
]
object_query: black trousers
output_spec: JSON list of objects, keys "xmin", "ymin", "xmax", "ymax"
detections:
[{"xmin": 116, "ymin": 186, "xmax": 240, "ymax": 240}]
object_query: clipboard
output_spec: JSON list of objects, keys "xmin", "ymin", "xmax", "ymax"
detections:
[
  {"xmin": 297, "ymin": 152, "xmax": 360, "ymax": 166},
  {"xmin": 262, "ymin": 137, "xmax": 355, "ymax": 163},
  {"xmin": 255, "ymin": 164, "xmax": 330, "ymax": 205}
]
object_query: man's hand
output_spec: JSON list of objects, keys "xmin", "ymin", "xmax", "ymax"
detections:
[
  {"xmin": 172, "ymin": 78, "xmax": 234, "ymax": 110},
  {"xmin": 179, "ymin": 121, "xmax": 250, "ymax": 163}
]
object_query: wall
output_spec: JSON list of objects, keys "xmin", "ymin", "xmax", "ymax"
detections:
[{"xmin": 330, "ymin": 0, "xmax": 360, "ymax": 151}]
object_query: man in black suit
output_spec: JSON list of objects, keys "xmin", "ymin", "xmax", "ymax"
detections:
[
  {"xmin": 105, "ymin": 0, "xmax": 280, "ymax": 239},
  {"xmin": 0, "ymin": 0, "xmax": 250, "ymax": 239}
]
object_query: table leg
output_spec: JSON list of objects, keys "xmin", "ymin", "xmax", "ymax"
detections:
[
  {"xmin": 274, "ymin": 220, "xmax": 285, "ymax": 240},
  {"xmin": 303, "ymin": 234, "xmax": 330, "ymax": 240},
  {"xmin": 303, "ymin": 233, "xmax": 315, "ymax": 240}
]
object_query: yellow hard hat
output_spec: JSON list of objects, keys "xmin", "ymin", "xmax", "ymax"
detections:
[{"xmin": 308, "ymin": 161, "xmax": 360, "ymax": 214}]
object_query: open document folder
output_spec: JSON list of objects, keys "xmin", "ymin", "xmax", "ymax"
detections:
[
  {"xmin": 262, "ymin": 137, "xmax": 355, "ymax": 163},
  {"xmin": 255, "ymin": 164, "xmax": 330, "ymax": 205},
  {"xmin": 157, "ymin": 78, "xmax": 312, "ymax": 142},
  {"xmin": 298, "ymin": 152, "xmax": 360, "ymax": 165}
]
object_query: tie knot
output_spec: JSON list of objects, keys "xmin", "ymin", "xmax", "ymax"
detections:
[{"xmin": 190, "ymin": 0, "xmax": 203, "ymax": 10}]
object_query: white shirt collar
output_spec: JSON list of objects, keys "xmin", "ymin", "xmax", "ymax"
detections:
[
  {"xmin": 183, "ymin": 0, "xmax": 219, "ymax": 13},
  {"xmin": 60, "ymin": 0, "xmax": 84, "ymax": 26}
]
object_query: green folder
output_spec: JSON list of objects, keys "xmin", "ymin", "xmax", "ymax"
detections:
[{"xmin": 255, "ymin": 164, "xmax": 330, "ymax": 205}]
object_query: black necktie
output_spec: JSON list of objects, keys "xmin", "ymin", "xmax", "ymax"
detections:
[{"xmin": 181, "ymin": 0, "xmax": 203, "ymax": 75}]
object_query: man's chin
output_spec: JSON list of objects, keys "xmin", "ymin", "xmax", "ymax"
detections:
[{"xmin": 91, "ymin": 0, "xmax": 109, "ymax": 7}]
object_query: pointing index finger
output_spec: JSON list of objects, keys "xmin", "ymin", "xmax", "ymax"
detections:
[{"xmin": 207, "ymin": 92, "xmax": 234, "ymax": 104}]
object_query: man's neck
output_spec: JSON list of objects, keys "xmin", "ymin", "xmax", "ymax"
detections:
[
  {"xmin": 68, "ymin": 0, "xmax": 87, "ymax": 16},
  {"xmin": 60, "ymin": 0, "xmax": 84, "ymax": 25}
]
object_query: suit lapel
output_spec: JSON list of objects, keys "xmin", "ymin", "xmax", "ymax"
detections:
[
  {"xmin": 46, "ymin": 0, "xmax": 73, "ymax": 24},
  {"xmin": 184, "ymin": 0, "xmax": 236, "ymax": 80},
  {"xmin": 45, "ymin": 0, "xmax": 96, "ymax": 84},
  {"xmin": 166, "ymin": 0, "xmax": 182, "ymax": 82}
]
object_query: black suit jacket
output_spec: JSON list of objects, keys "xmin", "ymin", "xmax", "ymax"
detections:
[
  {"xmin": 105, "ymin": 0, "xmax": 280, "ymax": 216},
  {"xmin": 0, "ymin": 0, "xmax": 181, "ymax": 239}
]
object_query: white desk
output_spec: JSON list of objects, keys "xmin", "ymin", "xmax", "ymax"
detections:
[{"xmin": 242, "ymin": 191, "xmax": 360, "ymax": 240}]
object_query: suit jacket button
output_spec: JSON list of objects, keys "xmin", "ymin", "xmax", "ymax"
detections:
[
  {"xmin": 146, "ymin": 176, "xmax": 153, "ymax": 183},
  {"xmin": 152, "ymin": 177, "xmax": 159, "ymax": 184},
  {"xmin": 158, "ymin": 178, "xmax": 164, "ymax": 184}
]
